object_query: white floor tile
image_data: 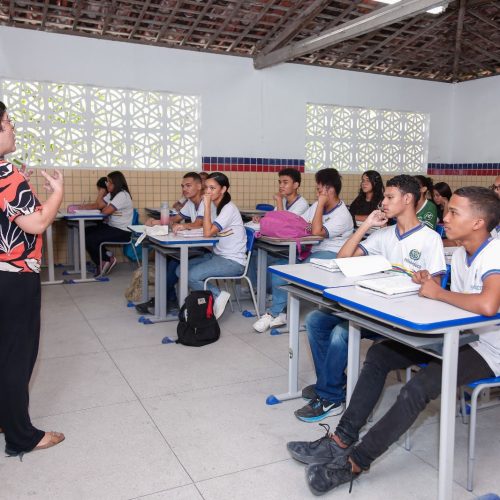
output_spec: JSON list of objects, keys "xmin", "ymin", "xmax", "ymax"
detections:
[
  {"xmin": 29, "ymin": 352, "xmax": 137, "ymax": 418},
  {"xmin": 109, "ymin": 335, "xmax": 286, "ymax": 399},
  {"xmin": 131, "ymin": 484, "xmax": 204, "ymax": 500},
  {"xmin": 0, "ymin": 401, "xmax": 191, "ymax": 500}
]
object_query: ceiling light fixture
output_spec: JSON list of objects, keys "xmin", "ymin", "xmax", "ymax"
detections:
[{"xmin": 374, "ymin": 0, "xmax": 447, "ymax": 15}]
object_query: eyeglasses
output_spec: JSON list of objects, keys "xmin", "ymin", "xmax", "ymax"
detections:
[{"xmin": 490, "ymin": 184, "xmax": 500, "ymax": 191}]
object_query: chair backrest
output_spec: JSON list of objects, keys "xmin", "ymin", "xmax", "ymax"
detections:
[
  {"xmin": 435, "ymin": 224, "xmax": 446, "ymax": 238},
  {"xmin": 132, "ymin": 208, "xmax": 140, "ymax": 225},
  {"xmin": 245, "ymin": 226, "xmax": 256, "ymax": 253},
  {"xmin": 440, "ymin": 263, "xmax": 451, "ymax": 289},
  {"xmin": 256, "ymin": 203, "xmax": 274, "ymax": 212}
]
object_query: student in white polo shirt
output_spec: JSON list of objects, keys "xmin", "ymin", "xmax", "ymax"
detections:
[
  {"xmin": 181, "ymin": 172, "xmax": 247, "ymax": 319},
  {"xmin": 286, "ymin": 186, "xmax": 499, "ymax": 496},
  {"xmin": 294, "ymin": 175, "xmax": 446, "ymax": 423},
  {"xmin": 491, "ymin": 174, "xmax": 500, "ymax": 239},
  {"xmin": 85, "ymin": 170, "xmax": 134, "ymax": 276},
  {"xmin": 253, "ymin": 168, "xmax": 353, "ymax": 333}
]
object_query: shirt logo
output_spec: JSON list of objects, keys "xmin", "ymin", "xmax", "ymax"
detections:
[
  {"xmin": 425, "ymin": 213, "xmax": 433, "ymax": 220},
  {"xmin": 409, "ymin": 249, "xmax": 421, "ymax": 261}
]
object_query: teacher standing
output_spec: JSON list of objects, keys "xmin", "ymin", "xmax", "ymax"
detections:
[{"xmin": 0, "ymin": 101, "xmax": 65, "ymax": 457}]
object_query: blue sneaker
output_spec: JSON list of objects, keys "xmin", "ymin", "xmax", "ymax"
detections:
[{"xmin": 294, "ymin": 396, "xmax": 344, "ymax": 423}]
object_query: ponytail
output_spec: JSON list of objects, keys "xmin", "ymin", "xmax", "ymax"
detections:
[
  {"xmin": 218, "ymin": 191, "xmax": 231, "ymax": 215},
  {"xmin": 207, "ymin": 172, "xmax": 232, "ymax": 215}
]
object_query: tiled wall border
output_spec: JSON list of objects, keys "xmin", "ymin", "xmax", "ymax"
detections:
[
  {"xmin": 202, "ymin": 157, "xmax": 304, "ymax": 172},
  {"xmin": 202, "ymin": 157, "xmax": 499, "ymax": 176}
]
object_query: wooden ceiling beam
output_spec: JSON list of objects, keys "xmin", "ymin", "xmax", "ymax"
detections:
[
  {"xmin": 128, "ymin": 0, "xmax": 152, "ymax": 39},
  {"xmin": 202, "ymin": 0, "xmax": 244, "ymax": 50},
  {"xmin": 40, "ymin": 0, "xmax": 51, "ymax": 30},
  {"xmin": 155, "ymin": 0, "xmax": 184, "ymax": 43},
  {"xmin": 101, "ymin": 0, "xmax": 118, "ymax": 36},
  {"xmin": 452, "ymin": 0, "xmax": 466, "ymax": 79},
  {"xmin": 259, "ymin": 0, "xmax": 330, "ymax": 56},
  {"xmin": 469, "ymin": 9, "xmax": 500, "ymax": 30},
  {"xmin": 254, "ymin": 0, "xmax": 451, "ymax": 69},
  {"xmin": 180, "ymin": 0, "xmax": 213, "ymax": 46}
]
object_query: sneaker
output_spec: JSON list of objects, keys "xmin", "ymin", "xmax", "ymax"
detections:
[
  {"xmin": 101, "ymin": 256, "xmax": 117, "ymax": 276},
  {"xmin": 294, "ymin": 396, "xmax": 345, "ymax": 423},
  {"xmin": 253, "ymin": 313, "xmax": 274, "ymax": 333},
  {"xmin": 306, "ymin": 455, "xmax": 360, "ymax": 495},
  {"xmin": 269, "ymin": 313, "xmax": 287, "ymax": 328},
  {"xmin": 287, "ymin": 423, "xmax": 352, "ymax": 465},
  {"xmin": 214, "ymin": 291, "xmax": 231, "ymax": 319},
  {"xmin": 135, "ymin": 298, "xmax": 155, "ymax": 315},
  {"xmin": 302, "ymin": 384, "xmax": 317, "ymax": 401}
]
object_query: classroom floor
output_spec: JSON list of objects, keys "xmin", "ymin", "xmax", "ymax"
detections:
[{"xmin": 1, "ymin": 263, "xmax": 499, "ymax": 500}]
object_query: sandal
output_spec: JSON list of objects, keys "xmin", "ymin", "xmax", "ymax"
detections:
[{"xmin": 6, "ymin": 431, "xmax": 65, "ymax": 461}]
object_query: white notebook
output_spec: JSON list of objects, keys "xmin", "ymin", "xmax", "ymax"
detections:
[
  {"xmin": 311, "ymin": 255, "xmax": 392, "ymax": 277},
  {"xmin": 355, "ymin": 275, "xmax": 420, "ymax": 298}
]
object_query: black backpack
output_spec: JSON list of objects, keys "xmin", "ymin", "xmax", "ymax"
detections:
[{"xmin": 176, "ymin": 290, "xmax": 220, "ymax": 347}]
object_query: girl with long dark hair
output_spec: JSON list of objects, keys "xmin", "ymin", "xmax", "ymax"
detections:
[
  {"xmin": 432, "ymin": 181, "xmax": 452, "ymax": 222},
  {"xmin": 84, "ymin": 170, "xmax": 134, "ymax": 276},
  {"xmin": 414, "ymin": 175, "xmax": 438, "ymax": 230},
  {"xmin": 348, "ymin": 170, "xmax": 384, "ymax": 224},
  {"xmin": 179, "ymin": 172, "xmax": 246, "ymax": 319}
]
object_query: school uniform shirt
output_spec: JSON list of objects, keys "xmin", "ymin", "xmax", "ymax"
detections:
[
  {"xmin": 195, "ymin": 200, "xmax": 219, "ymax": 222},
  {"xmin": 211, "ymin": 202, "xmax": 247, "ymax": 266},
  {"xmin": 301, "ymin": 201, "xmax": 354, "ymax": 254},
  {"xmin": 416, "ymin": 199, "xmax": 438, "ymax": 230},
  {"xmin": 0, "ymin": 161, "xmax": 42, "ymax": 272},
  {"xmin": 103, "ymin": 191, "xmax": 133, "ymax": 232},
  {"xmin": 451, "ymin": 238, "xmax": 500, "ymax": 376},
  {"xmin": 491, "ymin": 225, "xmax": 499, "ymax": 239},
  {"xmin": 276, "ymin": 195, "xmax": 309, "ymax": 215},
  {"xmin": 359, "ymin": 223, "xmax": 446, "ymax": 276},
  {"xmin": 180, "ymin": 199, "xmax": 201, "ymax": 223}
]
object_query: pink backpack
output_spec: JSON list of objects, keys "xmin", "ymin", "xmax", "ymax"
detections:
[{"xmin": 259, "ymin": 211, "xmax": 312, "ymax": 260}]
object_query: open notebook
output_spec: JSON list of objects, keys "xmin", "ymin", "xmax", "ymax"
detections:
[
  {"xmin": 355, "ymin": 275, "xmax": 420, "ymax": 298},
  {"xmin": 310, "ymin": 255, "xmax": 392, "ymax": 277}
]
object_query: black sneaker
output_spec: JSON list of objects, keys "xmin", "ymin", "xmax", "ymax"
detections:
[
  {"xmin": 306, "ymin": 455, "xmax": 360, "ymax": 495},
  {"xmin": 295, "ymin": 396, "xmax": 345, "ymax": 423},
  {"xmin": 287, "ymin": 423, "xmax": 352, "ymax": 465},
  {"xmin": 302, "ymin": 384, "xmax": 317, "ymax": 401},
  {"xmin": 135, "ymin": 298, "xmax": 155, "ymax": 315}
]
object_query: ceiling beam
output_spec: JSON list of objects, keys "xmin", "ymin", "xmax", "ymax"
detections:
[
  {"xmin": 156, "ymin": 0, "xmax": 183, "ymax": 43},
  {"xmin": 254, "ymin": 0, "xmax": 452, "ymax": 69},
  {"xmin": 259, "ymin": 0, "xmax": 330, "ymax": 56},
  {"xmin": 128, "ymin": 0, "xmax": 151, "ymax": 39},
  {"xmin": 452, "ymin": 0, "xmax": 466, "ymax": 80}
]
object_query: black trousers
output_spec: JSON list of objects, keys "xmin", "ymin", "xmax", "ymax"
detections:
[
  {"xmin": 0, "ymin": 271, "xmax": 45, "ymax": 453},
  {"xmin": 85, "ymin": 222, "xmax": 131, "ymax": 266},
  {"xmin": 335, "ymin": 340, "xmax": 493, "ymax": 470}
]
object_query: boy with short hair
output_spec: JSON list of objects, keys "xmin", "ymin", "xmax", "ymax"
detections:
[
  {"xmin": 273, "ymin": 168, "xmax": 309, "ymax": 214},
  {"xmin": 253, "ymin": 168, "xmax": 353, "ymax": 333},
  {"xmin": 137, "ymin": 172, "xmax": 214, "ymax": 314},
  {"xmin": 295, "ymin": 175, "xmax": 446, "ymax": 422},
  {"xmin": 288, "ymin": 186, "xmax": 500, "ymax": 496}
]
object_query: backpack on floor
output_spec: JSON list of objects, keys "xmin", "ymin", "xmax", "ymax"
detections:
[
  {"xmin": 259, "ymin": 210, "xmax": 313, "ymax": 260},
  {"xmin": 176, "ymin": 290, "xmax": 220, "ymax": 347}
]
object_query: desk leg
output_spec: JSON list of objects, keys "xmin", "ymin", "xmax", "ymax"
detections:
[
  {"xmin": 257, "ymin": 247, "xmax": 267, "ymax": 315},
  {"xmin": 78, "ymin": 218, "xmax": 87, "ymax": 280},
  {"xmin": 266, "ymin": 293, "xmax": 301, "ymax": 405},
  {"xmin": 178, "ymin": 246, "xmax": 189, "ymax": 306},
  {"xmin": 141, "ymin": 243, "xmax": 149, "ymax": 303},
  {"xmin": 437, "ymin": 329, "xmax": 459, "ymax": 500},
  {"xmin": 64, "ymin": 225, "xmax": 81, "ymax": 275},
  {"xmin": 346, "ymin": 321, "xmax": 361, "ymax": 406},
  {"xmin": 41, "ymin": 224, "xmax": 64, "ymax": 285}
]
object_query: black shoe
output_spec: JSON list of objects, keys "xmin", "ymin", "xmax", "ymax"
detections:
[
  {"xmin": 302, "ymin": 384, "xmax": 317, "ymax": 401},
  {"xmin": 295, "ymin": 396, "xmax": 345, "ymax": 423},
  {"xmin": 306, "ymin": 455, "xmax": 360, "ymax": 495},
  {"xmin": 287, "ymin": 423, "xmax": 352, "ymax": 465},
  {"xmin": 135, "ymin": 298, "xmax": 155, "ymax": 314}
]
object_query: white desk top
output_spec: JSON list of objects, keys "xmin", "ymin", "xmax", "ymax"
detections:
[
  {"xmin": 323, "ymin": 286, "xmax": 500, "ymax": 333},
  {"xmin": 61, "ymin": 212, "xmax": 105, "ymax": 220},
  {"xmin": 149, "ymin": 233, "xmax": 219, "ymax": 246},
  {"xmin": 257, "ymin": 235, "xmax": 323, "ymax": 246},
  {"xmin": 269, "ymin": 264, "xmax": 389, "ymax": 292}
]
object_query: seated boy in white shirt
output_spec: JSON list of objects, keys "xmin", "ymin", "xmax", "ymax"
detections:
[
  {"xmin": 253, "ymin": 168, "xmax": 353, "ymax": 333},
  {"xmin": 287, "ymin": 186, "xmax": 500, "ymax": 496},
  {"xmin": 491, "ymin": 174, "xmax": 500, "ymax": 239},
  {"xmin": 294, "ymin": 175, "xmax": 446, "ymax": 423}
]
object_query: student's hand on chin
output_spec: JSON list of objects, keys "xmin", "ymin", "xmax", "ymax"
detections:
[
  {"xmin": 418, "ymin": 277, "xmax": 442, "ymax": 299},
  {"xmin": 365, "ymin": 209, "xmax": 387, "ymax": 227},
  {"xmin": 203, "ymin": 193, "xmax": 212, "ymax": 204},
  {"xmin": 317, "ymin": 193, "xmax": 328, "ymax": 205}
]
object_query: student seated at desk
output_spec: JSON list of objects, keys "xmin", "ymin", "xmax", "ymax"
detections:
[
  {"xmin": 172, "ymin": 171, "xmax": 208, "ymax": 213},
  {"xmin": 180, "ymin": 172, "xmax": 246, "ymax": 319},
  {"xmin": 248, "ymin": 167, "xmax": 309, "ymax": 289},
  {"xmin": 252, "ymin": 168, "xmax": 353, "ymax": 333},
  {"xmin": 432, "ymin": 181, "xmax": 452, "ymax": 223},
  {"xmin": 287, "ymin": 186, "xmax": 500, "ymax": 496},
  {"xmin": 137, "ymin": 172, "xmax": 214, "ymax": 314},
  {"xmin": 296, "ymin": 175, "xmax": 446, "ymax": 423},
  {"xmin": 348, "ymin": 170, "xmax": 384, "ymax": 224},
  {"xmin": 414, "ymin": 174, "xmax": 438, "ymax": 230},
  {"xmin": 84, "ymin": 171, "xmax": 134, "ymax": 276}
]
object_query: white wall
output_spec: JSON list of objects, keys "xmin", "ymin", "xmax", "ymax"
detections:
[
  {"xmin": 0, "ymin": 25, "xmax": 453, "ymax": 162},
  {"xmin": 451, "ymin": 76, "xmax": 500, "ymax": 163}
]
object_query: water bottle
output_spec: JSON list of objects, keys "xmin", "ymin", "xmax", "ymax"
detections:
[{"xmin": 160, "ymin": 201, "xmax": 170, "ymax": 226}]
